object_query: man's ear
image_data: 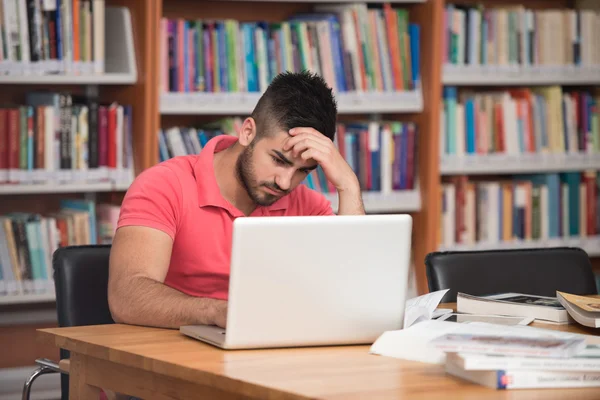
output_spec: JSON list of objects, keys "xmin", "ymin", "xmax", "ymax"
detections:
[{"xmin": 238, "ymin": 117, "xmax": 257, "ymax": 147}]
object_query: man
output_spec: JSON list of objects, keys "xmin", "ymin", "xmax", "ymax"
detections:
[{"xmin": 108, "ymin": 71, "xmax": 365, "ymax": 330}]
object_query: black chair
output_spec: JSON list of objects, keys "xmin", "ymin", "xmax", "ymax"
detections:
[
  {"xmin": 425, "ymin": 247, "xmax": 598, "ymax": 303},
  {"xmin": 22, "ymin": 245, "xmax": 114, "ymax": 400}
]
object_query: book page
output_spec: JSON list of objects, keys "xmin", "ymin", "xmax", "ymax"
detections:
[{"xmin": 404, "ymin": 289, "xmax": 449, "ymax": 329}]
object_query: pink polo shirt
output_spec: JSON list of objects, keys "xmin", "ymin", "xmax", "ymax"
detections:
[{"xmin": 117, "ymin": 135, "xmax": 334, "ymax": 300}]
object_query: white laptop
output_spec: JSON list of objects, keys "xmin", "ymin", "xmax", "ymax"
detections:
[{"xmin": 180, "ymin": 214, "xmax": 412, "ymax": 350}]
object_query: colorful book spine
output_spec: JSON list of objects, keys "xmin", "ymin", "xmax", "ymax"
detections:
[
  {"xmin": 159, "ymin": 3, "xmax": 421, "ymax": 94},
  {"xmin": 444, "ymin": 4, "xmax": 600, "ymax": 68},
  {"xmin": 0, "ymin": 92, "xmax": 133, "ymax": 185},
  {"xmin": 439, "ymin": 171, "xmax": 600, "ymax": 247},
  {"xmin": 441, "ymin": 86, "xmax": 600, "ymax": 156},
  {"xmin": 158, "ymin": 118, "xmax": 418, "ymax": 193},
  {"xmin": 0, "ymin": 201, "xmax": 120, "ymax": 297}
]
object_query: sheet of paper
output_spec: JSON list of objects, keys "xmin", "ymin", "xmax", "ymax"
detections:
[
  {"xmin": 369, "ymin": 319, "xmax": 599, "ymax": 365},
  {"xmin": 403, "ymin": 289, "xmax": 449, "ymax": 329}
]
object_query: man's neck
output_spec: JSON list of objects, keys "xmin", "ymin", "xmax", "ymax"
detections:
[{"xmin": 213, "ymin": 145, "xmax": 256, "ymax": 215}]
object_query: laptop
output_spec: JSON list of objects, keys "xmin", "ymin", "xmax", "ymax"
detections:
[{"xmin": 180, "ymin": 214, "xmax": 412, "ymax": 350}]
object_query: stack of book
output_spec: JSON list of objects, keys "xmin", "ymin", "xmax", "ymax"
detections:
[
  {"xmin": 439, "ymin": 172, "xmax": 600, "ymax": 247},
  {"xmin": 159, "ymin": 119, "xmax": 419, "ymax": 194},
  {"xmin": 443, "ymin": 3, "xmax": 600, "ymax": 69},
  {"xmin": 159, "ymin": 2, "xmax": 420, "ymax": 94},
  {"xmin": 0, "ymin": 199, "xmax": 120, "ymax": 297},
  {"xmin": 438, "ymin": 292, "xmax": 600, "ymax": 389},
  {"xmin": 0, "ymin": 92, "xmax": 134, "ymax": 186},
  {"xmin": 0, "ymin": 0, "xmax": 106, "ymax": 75},
  {"xmin": 441, "ymin": 86, "xmax": 600, "ymax": 157}
]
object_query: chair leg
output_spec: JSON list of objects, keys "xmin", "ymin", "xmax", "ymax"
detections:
[{"xmin": 22, "ymin": 366, "xmax": 59, "ymax": 400}]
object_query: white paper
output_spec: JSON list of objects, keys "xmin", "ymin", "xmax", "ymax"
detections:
[
  {"xmin": 403, "ymin": 289, "xmax": 450, "ymax": 329},
  {"xmin": 369, "ymin": 319, "xmax": 600, "ymax": 365}
]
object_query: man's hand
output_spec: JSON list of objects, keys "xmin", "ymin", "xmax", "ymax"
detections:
[
  {"xmin": 284, "ymin": 127, "xmax": 360, "ymax": 193},
  {"xmin": 212, "ymin": 300, "xmax": 228, "ymax": 328},
  {"xmin": 284, "ymin": 127, "xmax": 365, "ymax": 215}
]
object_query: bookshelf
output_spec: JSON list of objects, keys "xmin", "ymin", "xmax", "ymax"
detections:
[
  {"xmin": 437, "ymin": 0, "xmax": 600, "ymax": 283},
  {"xmin": 0, "ymin": 2, "xmax": 158, "ymax": 390}
]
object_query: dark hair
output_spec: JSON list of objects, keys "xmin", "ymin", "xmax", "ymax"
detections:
[{"xmin": 251, "ymin": 71, "xmax": 338, "ymax": 142}]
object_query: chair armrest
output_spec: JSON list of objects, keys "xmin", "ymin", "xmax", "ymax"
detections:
[
  {"xmin": 34, "ymin": 358, "xmax": 69, "ymax": 373},
  {"xmin": 59, "ymin": 359, "xmax": 70, "ymax": 373}
]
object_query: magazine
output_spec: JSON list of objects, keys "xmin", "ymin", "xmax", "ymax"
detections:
[{"xmin": 556, "ymin": 292, "xmax": 600, "ymax": 328}]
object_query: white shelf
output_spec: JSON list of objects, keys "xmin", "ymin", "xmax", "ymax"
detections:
[
  {"xmin": 0, "ymin": 292, "xmax": 55, "ymax": 305},
  {"xmin": 0, "ymin": 73, "xmax": 136, "ymax": 84},
  {"xmin": 443, "ymin": 65, "xmax": 600, "ymax": 86},
  {"xmin": 440, "ymin": 153, "xmax": 600, "ymax": 175},
  {"xmin": 214, "ymin": 0, "xmax": 425, "ymax": 2},
  {"xmin": 0, "ymin": 7, "xmax": 137, "ymax": 85},
  {"xmin": 325, "ymin": 190, "xmax": 421, "ymax": 213},
  {"xmin": 438, "ymin": 236, "xmax": 600, "ymax": 257},
  {"xmin": 0, "ymin": 181, "xmax": 131, "ymax": 195},
  {"xmin": 160, "ymin": 90, "xmax": 424, "ymax": 115}
]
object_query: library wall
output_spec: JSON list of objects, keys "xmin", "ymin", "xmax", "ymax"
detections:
[{"xmin": 2, "ymin": 0, "xmax": 600, "ymax": 396}]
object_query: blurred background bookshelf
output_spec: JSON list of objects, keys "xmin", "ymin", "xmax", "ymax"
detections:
[
  {"xmin": 438, "ymin": 0, "xmax": 600, "ymax": 289},
  {"xmin": 0, "ymin": 1, "xmax": 156, "ymax": 398}
]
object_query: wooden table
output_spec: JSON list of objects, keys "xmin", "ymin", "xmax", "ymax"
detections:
[{"xmin": 38, "ymin": 304, "xmax": 600, "ymax": 399}]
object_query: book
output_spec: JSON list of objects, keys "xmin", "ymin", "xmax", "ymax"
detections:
[
  {"xmin": 457, "ymin": 292, "xmax": 570, "ymax": 323},
  {"xmin": 447, "ymin": 345, "xmax": 600, "ymax": 372},
  {"xmin": 446, "ymin": 361, "xmax": 600, "ymax": 389},
  {"xmin": 557, "ymin": 291, "xmax": 600, "ymax": 328},
  {"xmin": 430, "ymin": 332, "xmax": 586, "ymax": 358}
]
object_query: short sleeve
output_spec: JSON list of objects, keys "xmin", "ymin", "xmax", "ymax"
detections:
[
  {"xmin": 297, "ymin": 185, "xmax": 335, "ymax": 216},
  {"xmin": 117, "ymin": 165, "xmax": 182, "ymax": 240}
]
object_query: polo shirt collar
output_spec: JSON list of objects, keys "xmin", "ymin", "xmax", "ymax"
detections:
[{"xmin": 194, "ymin": 135, "xmax": 290, "ymax": 214}]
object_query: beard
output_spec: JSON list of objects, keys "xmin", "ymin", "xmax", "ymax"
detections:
[{"xmin": 236, "ymin": 142, "xmax": 287, "ymax": 206}]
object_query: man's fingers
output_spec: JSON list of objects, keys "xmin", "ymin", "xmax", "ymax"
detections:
[
  {"xmin": 284, "ymin": 132, "xmax": 332, "ymax": 151},
  {"xmin": 300, "ymin": 148, "xmax": 323, "ymax": 163},
  {"xmin": 291, "ymin": 138, "xmax": 330, "ymax": 159}
]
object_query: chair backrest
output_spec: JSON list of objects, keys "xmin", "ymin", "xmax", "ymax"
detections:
[
  {"xmin": 53, "ymin": 244, "xmax": 114, "ymax": 400},
  {"xmin": 53, "ymin": 245, "xmax": 114, "ymax": 327},
  {"xmin": 425, "ymin": 247, "xmax": 598, "ymax": 303}
]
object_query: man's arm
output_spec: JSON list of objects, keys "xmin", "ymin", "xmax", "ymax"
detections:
[
  {"xmin": 336, "ymin": 178, "xmax": 365, "ymax": 215},
  {"xmin": 108, "ymin": 226, "xmax": 227, "ymax": 329},
  {"xmin": 284, "ymin": 127, "xmax": 366, "ymax": 216}
]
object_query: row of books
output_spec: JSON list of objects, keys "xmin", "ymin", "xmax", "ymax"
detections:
[
  {"xmin": 444, "ymin": 3, "xmax": 600, "ymax": 68},
  {"xmin": 0, "ymin": 199, "xmax": 120, "ymax": 296},
  {"xmin": 0, "ymin": 0, "xmax": 105, "ymax": 75},
  {"xmin": 441, "ymin": 86, "xmax": 600, "ymax": 156},
  {"xmin": 159, "ymin": 2, "xmax": 420, "ymax": 95},
  {"xmin": 0, "ymin": 92, "xmax": 134, "ymax": 185},
  {"xmin": 159, "ymin": 119, "xmax": 419, "ymax": 193},
  {"xmin": 439, "ymin": 172, "xmax": 600, "ymax": 247}
]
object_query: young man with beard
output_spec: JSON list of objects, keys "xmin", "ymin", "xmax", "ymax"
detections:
[{"xmin": 107, "ymin": 71, "xmax": 365, "ymax": 329}]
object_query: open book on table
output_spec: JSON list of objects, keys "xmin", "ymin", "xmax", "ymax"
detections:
[{"xmin": 557, "ymin": 291, "xmax": 600, "ymax": 328}]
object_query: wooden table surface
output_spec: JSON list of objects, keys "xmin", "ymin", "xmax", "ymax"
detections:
[{"xmin": 38, "ymin": 303, "xmax": 600, "ymax": 399}]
